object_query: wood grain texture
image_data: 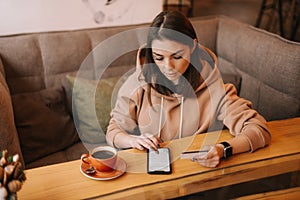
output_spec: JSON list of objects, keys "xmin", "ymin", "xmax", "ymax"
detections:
[
  {"xmin": 234, "ymin": 186, "xmax": 300, "ymax": 200},
  {"xmin": 18, "ymin": 118, "xmax": 300, "ymax": 200}
]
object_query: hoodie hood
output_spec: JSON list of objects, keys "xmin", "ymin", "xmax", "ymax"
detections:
[{"xmin": 126, "ymin": 44, "xmax": 222, "ymax": 139}]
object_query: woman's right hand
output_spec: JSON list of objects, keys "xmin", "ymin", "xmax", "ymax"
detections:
[{"xmin": 130, "ymin": 133, "xmax": 160, "ymax": 151}]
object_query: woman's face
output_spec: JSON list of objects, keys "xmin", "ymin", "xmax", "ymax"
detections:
[{"xmin": 152, "ymin": 38, "xmax": 194, "ymax": 84}]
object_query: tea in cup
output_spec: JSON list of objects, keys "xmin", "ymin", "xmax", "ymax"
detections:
[{"xmin": 81, "ymin": 146, "xmax": 117, "ymax": 172}]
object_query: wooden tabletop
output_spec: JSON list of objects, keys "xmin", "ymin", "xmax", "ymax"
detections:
[{"xmin": 18, "ymin": 118, "xmax": 300, "ymax": 200}]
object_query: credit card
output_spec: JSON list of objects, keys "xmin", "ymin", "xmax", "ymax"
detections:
[
  {"xmin": 180, "ymin": 150, "xmax": 208, "ymax": 159},
  {"xmin": 180, "ymin": 130, "xmax": 221, "ymax": 159}
]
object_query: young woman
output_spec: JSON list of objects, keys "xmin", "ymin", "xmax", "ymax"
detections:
[{"xmin": 106, "ymin": 11, "xmax": 271, "ymax": 168}]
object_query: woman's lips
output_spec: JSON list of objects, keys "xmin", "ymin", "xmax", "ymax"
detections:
[{"xmin": 164, "ymin": 71, "xmax": 177, "ymax": 77}]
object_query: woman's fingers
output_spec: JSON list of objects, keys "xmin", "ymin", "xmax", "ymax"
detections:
[
  {"xmin": 134, "ymin": 143, "xmax": 144, "ymax": 150},
  {"xmin": 144, "ymin": 133, "xmax": 160, "ymax": 148},
  {"xmin": 192, "ymin": 145, "xmax": 222, "ymax": 168},
  {"xmin": 131, "ymin": 134, "xmax": 160, "ymax": 150},
  {"xmin": 140, "ymin": 137, "xmax": 157, "ymax": 150}
]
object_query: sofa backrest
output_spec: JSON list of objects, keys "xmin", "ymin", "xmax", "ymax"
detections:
[
  {"xmin": 0, "ymin": 23, "xmax": 151, "ymax": 95},
  {"xmin": 0, "ymin": 55, "xmax": 24, "ymax": 165},
  {"xmin": 191, "ymin": 16, "xmax": 218, "ymax": 53},
  {"xmin": 0, "ymin": 15, "xmax": 298, "ymax": 122},
  {"xmin": 212, "ymin": 16, "xmax": 300, "ymax": 121}
]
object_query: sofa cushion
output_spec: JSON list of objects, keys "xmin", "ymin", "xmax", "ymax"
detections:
[
  {"xmin": 25, "ymin": 142, "xmax": 87, "ymax": 169},
  {"xmin": 0, "ymin": 35, "xmax": 46, "ymax": 94},
  {"xmin": 215, "ymin": 16, "xmax": 300, "ymax": 120},
  {"xmin": 12, "ymin": 87, "xmax": 79, "ymax": 164},
  {"xmin": 0, "ymin": 58, "xmax": 24, "ymax": 166},
  {"xmin": 220, "ymin": 73, "xmax": 241, "ymax": 95},
  {"xmin": 191, "ymin": 17, "xmax": 218, "ymax": 53},
  {"xmin": 66, "ymin": 75, "xmax": 127, "ymax": 144}
]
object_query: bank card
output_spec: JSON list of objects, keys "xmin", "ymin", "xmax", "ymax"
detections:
[{"xmin": 180, "ymin": 150, "xmax": 208, "ymax": 159}]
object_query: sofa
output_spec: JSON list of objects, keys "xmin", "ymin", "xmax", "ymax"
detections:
[{"xmin": 0, "ymin": 15, "xmax": 299, "ymax": 169}]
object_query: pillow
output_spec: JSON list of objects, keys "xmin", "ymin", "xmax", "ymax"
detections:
[
  {"xmin": 12, "ymin": 87, "xmax": 79, "ymax": 164},
  {"xmin": 66, "ymin": 75, "xmax": 126, "ymax": 144}
]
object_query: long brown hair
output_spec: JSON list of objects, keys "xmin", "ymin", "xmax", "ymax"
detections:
[{"xmin": 142, "ymin": 11, "xmax": 203, "ymax": 99}]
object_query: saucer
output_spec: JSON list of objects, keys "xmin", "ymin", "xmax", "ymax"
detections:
[{"xmin": 80, "ymin": 157, "xmax": 127, "ymax": 180}]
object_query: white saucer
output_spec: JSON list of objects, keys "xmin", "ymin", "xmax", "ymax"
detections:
[{"xmin": 80, "ymin": 157, "xmax": 127, "ymax": 181}]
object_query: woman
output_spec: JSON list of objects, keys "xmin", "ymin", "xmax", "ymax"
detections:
[{"xmin": 106, "ymin": 11, "xmax": 271, "ymax": 168}]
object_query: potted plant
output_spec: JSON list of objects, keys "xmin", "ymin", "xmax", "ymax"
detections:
[{"xmin": 0, "ymin": 150, "xmax": 26, "ymax": 200}]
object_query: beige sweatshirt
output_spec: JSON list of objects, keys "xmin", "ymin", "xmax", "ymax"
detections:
[{"xmin": 106, "ymin": 46, "xmax": 271, "ymax": 151}]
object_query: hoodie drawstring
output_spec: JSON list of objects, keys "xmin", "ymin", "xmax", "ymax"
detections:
[
  {"xmin": 179, "ymin": 96, "xmax": 184, "ymax": 139},
  {"xmin": 158, "ymin": 96, "xmax": 184, "ymax": 139},
  {"xmin": 158, "ymin": 97, "xmax": 164, "ymax": 138}
]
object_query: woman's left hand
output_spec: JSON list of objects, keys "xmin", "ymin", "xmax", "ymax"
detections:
[{"xmin": 192, "ymin": 144, "xmax": 224, "ymax": 168}]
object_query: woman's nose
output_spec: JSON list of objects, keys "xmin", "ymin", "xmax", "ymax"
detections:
[{"xmin": 164, "ymin": 58, "xmax": 174, "ymax": 69}]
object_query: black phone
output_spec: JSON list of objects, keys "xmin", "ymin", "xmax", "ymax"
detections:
[{"xmin": 147, "ymin": 147, "xmax": 172, "ymax": 174}]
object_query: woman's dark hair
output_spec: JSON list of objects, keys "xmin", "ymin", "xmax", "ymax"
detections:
[{"xmin": 142, "ymin": 10, "xmax": 203, "ymax": 98}]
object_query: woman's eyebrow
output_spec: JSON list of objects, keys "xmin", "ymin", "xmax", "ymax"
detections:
[
  {"xmin": 152, "ymin": 49, "xmax": 184, "ymax": 56},
  {"xmin": 152, "ymin": 52, "xmax": 163, "ymax": 56}
]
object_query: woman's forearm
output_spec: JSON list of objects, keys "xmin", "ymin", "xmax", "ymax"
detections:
[
  {"xmin": 112, "ymin": 132, "xmax": 133, "ymax": 149},
  {"xmin": 226, "ymin": 135, "xmax": 250, "ymax": 155}
]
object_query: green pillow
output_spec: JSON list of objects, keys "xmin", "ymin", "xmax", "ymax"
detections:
[{"xmin": 67, "ymin": 75, "xmax": 125, "ymax": 144}]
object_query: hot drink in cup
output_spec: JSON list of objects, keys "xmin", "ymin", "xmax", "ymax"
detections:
[{"xmin": 81, "ymin": 146, "xmax": 117, "ymax": 172}]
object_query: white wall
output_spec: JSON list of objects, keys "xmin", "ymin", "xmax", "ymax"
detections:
[{"xmin": 0, "ymin": 0, "xmax": 162, "ymax": 36}]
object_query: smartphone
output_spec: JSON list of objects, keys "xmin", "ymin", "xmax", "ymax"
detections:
[{"xmin": 147, "ymin": 147, "xmax": 172, "ymax": 174}]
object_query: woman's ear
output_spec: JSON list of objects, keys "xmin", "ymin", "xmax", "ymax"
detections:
[{"xmin": 191, "ymin": 39, "xmax": 198, "ymax": 53}]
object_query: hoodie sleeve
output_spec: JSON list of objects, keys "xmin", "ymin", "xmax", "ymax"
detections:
[
  {"xmin": 217, "ymin": 83, "xmax": 271, "ymax": 152},
  {"xmin": 105, "ymin": 71, "xmax": 144, "ymax": 147},
  {"xmin": 106, "ymin": 46, "xmax": 148, "ymax": 147}
]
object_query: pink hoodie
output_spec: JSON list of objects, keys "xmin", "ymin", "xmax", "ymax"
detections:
[{"xmin": 106, "ymin": 46, "xmax": 271, "ymax": 151}]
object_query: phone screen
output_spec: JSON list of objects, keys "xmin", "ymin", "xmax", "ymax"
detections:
[{"xmin": 147, "ymin": 147, "xmax": 171, "ymax": 174}]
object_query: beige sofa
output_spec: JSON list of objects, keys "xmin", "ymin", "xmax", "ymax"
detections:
[{"xmin": 0, "ymin": 15, "xmax": 299, "ymax": 169}]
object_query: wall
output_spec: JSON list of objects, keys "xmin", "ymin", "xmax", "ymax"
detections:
[{"xmin": 0, "ymin": 0, "xmax": 162, "ymax": 36}]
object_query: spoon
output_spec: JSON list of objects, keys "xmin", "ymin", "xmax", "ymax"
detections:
[{"xmin": 85, "ymin": 166, "xmax": 96, "ymax": 174}]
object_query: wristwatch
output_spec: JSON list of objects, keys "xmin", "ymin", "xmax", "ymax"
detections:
[{"xmin": 220, "ymin": 142, "xmax": 232, "ymax": 159}]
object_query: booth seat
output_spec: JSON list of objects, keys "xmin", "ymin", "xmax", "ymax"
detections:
[{"xmin": 0, "ymin": 15, "xmax": 299, "ymax": 169}]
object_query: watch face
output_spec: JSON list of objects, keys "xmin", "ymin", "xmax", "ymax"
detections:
[
  {"xmin": 221, "ymin": 142, "xmax": 232, "ymax": 159},
  {"xmin": 224, "ymin": 146, "xmax": 232, "ymax": 158}
]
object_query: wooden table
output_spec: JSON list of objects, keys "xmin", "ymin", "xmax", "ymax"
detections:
[{"xmin": 18, "ymin": 118, "xmax": 300, "ymax": 200}]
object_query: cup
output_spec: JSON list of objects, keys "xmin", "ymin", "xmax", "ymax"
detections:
[{"xmin": 81, "ymin": 146, "xmax": 117, "ymax": 172}]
